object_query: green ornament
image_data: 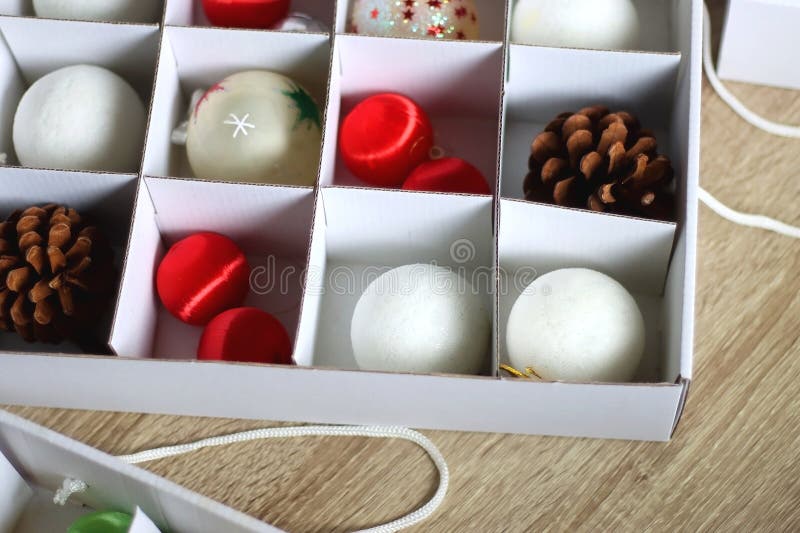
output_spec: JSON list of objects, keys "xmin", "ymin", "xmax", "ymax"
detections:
[
  {"xmin": 282, "ymin": 83, "xmax": 321, "ymax": 130},
  {"xmin": 68, "ymin": 511, "xmax": 133, "ymax": 533}
]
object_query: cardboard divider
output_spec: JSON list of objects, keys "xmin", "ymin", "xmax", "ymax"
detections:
[
  {"xmin": 498, "ymin": 199, "xmax": 677, "ymax": 382},
  {"xmin": 334, "ymin": 0, "xmax": 508, "ymax": 42},
  {"xmin": 110, "ymin": 177, "xmax": 315, "ymax": 360},
  {"xmin": 0, "ymin": 168, "xmax": 138, "ymax": 355},
  {"xmin": 663, "ymin": 0, "xmax": 698, "ymax": 383},
  {"xmin": 506, "ymin": 0, "xmax": 679, "ymax": 52},
  {"xmin": 322, "ymin": 34, "xmax": 503, "ymax": 193},
  {"xmin": 0, "ymin": 16, "xmax": 160, "ymax": 166},
  {"xmin": 295, "ymin": 187, "xmax": 496, "ymax": 375},
  {"xmin": 500, "ymin": 44, "xmax": 681, "ymax": 201},
  {"xmin": 142, "ymin": 25, "xmax": 331, "ymax": 182},
  {"xmin": 165, "ymin": 0, "xmax": 335, "ymax": 32}
]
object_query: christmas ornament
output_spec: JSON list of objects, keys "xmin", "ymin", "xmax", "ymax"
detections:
[
  {"xmin": 525, "ymin": 105, "xmax": 675, "ymax": 220},
  {"xmin": 0, "ymin": 204, "xmax": 116, "ymax": 346},
  {"xmin": 202, "ymin": 0, "xmax": 290, "ymax": 29},
  {"xmin": 339, "ymin": 93, "xmax": 434, "ymax": 187},
  {"xmin": 402, "ymin": 157, "xmax": 491, "ymax": 194},
  {"xmin": 68, "ymin": 511, "xmax": 134, "ymax": 533},
  {"xmin": 156, "ymin": 232, "xmax": 250, "ymax": 326},
  {"xmin": 350, "ymin": 0, "xmax": 480, "ymax": 40},
  {"xmin": 186, "ymin": 70, "xmax": 322, "ymax": 186},
  {"xmin": 506, "ymin": 268, "xmax": 645, "ymax": 383},
  {"xmin": 33, "ymin": 0, "xmax": 161, "ymax": 22},
  {"xmin": 13, "ymin": 65, "xmax": 146, "ymax": 173},
  {"xmin": 511, "ymin": 0, "xmax": 640, "ymax": 50},
  {"xmin": 351, "ymin": 264, "xmax": 490, "ymax": 375},
  {"xmin": 272, "ymin": 12, "xmax": 329, "ymax": 33},
  {"xmin": 198, "ymin": 307, "xmax": 293, "ymax": 365}
]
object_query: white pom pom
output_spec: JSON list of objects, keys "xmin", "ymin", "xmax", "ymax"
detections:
[
  {"xmin": 351, "ymin": 264, "xmax": 490, "ymax": 375},
  {"xmin": 506, "ymin": 268, "xmax": 645, "ymax": 383},
  {"xmin": 13, "ymin": 65, "xmax": 146, "ymax": 173}
]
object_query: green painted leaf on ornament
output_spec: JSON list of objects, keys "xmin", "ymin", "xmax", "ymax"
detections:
[{"xmin": 282, "ymin": 83, "xmax": 321, "ymax": 130}]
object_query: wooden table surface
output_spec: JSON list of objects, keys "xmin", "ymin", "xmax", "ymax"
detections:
[{"xmin": 5, "ymin": 3, "xmax": 800, "ymax": 531}]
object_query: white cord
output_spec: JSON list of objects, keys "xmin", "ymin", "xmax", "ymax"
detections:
[
  {"xmin": 699, "ymin": 188, "xmax": 800, "ymax": 239},
  {"xmin": 117, "ymin": 425, "xmax": 448, "ymax": 533},
  {"xmin": 699, "ymin": 2, "xmax": 800, "ymax": 239},
  {"xmin": 702, "ymin": 3, "xmax": 800, "ymax": 138}
]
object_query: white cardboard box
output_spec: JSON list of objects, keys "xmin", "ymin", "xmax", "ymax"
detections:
[
  {"xmin": 0, "ymin": 0, "xmax": 701, "ymax": 442},
  {"xmin": 0, "ymin": 409, "xmax": 281, "ymax": 532},
  {"xmin": 718, "ymin": 0, "xmax": 800, "ymax": 90}
]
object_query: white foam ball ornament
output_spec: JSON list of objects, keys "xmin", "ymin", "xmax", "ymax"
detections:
[
  {"xmin": 506, "ymin": 268, "xmax": 645, "ymax": 383},
  {"xmin": 351, "ymin": 264, "xmax": 490, "ymax": 375},
  {"xmin": 351, "ymin": 0, "xmax": 480, "ymax": 40},
  {"xmin": 186, "ymin": 70, "xmax": 322, "ymax": 186},
  {"xmin": 13, "ymin": 65, "xmax": 146, "ymax": 173},
  {"xmin": 33, "ymin": 0, "xmax": 162, "ymax": 22},
  {"xmin": 511, "ymin": 0, "xmax": 640, "ymax": 51}
]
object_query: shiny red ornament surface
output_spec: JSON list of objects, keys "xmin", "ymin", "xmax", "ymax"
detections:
[
  {"xmin": 201, "ymin": 0, "xmax": 290, "ymax": 29},
  {"xmin": 197, "ymin": 307, "xmax": 293, "ymax": 364},
  {"xmin": 156, "ymin": 232, "xmax": 250, "ymax": 326},
  {"xmin": 402, "ymin": 157, "xmax": 491, "ymax": 195},
  {"xmin": 339, "ymin": 93, "xmax": 434, "ymax": 187}
]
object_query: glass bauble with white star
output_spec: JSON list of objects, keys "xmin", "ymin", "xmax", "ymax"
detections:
[
  {"xmin": 350, "ymin": 0, "xmax": 480, "ymax": 41},
  {"xmin": 186, "ymin": 70, "xmax": 322, "ymax": 186}
]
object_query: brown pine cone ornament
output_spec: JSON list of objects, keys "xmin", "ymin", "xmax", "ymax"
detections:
[
  {"xmin": 524, "ymin": 105, "xmax": 675, "ymax": 221},
  {"xmin": 0, "ymin": 204, "xmax": 116, "ymax": 347}
]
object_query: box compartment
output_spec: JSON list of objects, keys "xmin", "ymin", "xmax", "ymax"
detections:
[
  {"xmin": 110, "ymin": 177, "xmax": 315, "ymax": 360},
  {"xmin": 295, "ymin": 187, "xmax": 496, "ymax": 373},
  {"xmin": 165, "ymin": 0, "xmax": 335, "ymax": 32},
  {"xmin": 498, "ymin": 200, "xmax": 677, "ymax": 382},
  {"xmin": 0, "ymin": 0, "xmax": 164, "ymax": 23},
  {"xmin": 507, "ymin": 0, "xmax": 682, "ymax": 53},
  {"xmin": 0, "ymin": 168, "xmax": 137, "ymax": 355},
  {"xmin": 0, "ymin": 16, "xmax": 159, "ymax": 168},
  {"xmin": 321, "ymin": 34, "xmax": 503, "ymax": 193},
  {"xmin": 143, "ymin": 25, "xmax": 331, "ymax": 183},
  {"xmin": 334, "ymin": 0, "xmax": 508, "ymax": 42}
]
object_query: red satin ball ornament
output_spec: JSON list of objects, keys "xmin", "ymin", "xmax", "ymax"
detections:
[
  {"xmin": 197, "ymin": 307, "xmax": 293, "ymax": 365},
  {"xmin": 402, "ymin": 157, "xmax": 492, "ymax": 195},
  {"xmin": 339, "ymin": 93, "xmax": 435, "ymax": 187},
  {"xmin": 156, "ymin": 232, "xmax": 250, "ymax": 326},
  {"xmin": 202, "ymin": 0, "xmax": 291, "ymax": 29}
]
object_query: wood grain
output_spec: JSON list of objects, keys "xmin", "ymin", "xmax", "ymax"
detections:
[{"xmin": 4, "ymin": 2, "xmax": 800, "ymax": 531}]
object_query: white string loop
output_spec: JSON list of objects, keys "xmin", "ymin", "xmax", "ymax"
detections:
[
  {"xmin": 117, "ymin": 425, "xmax": 448, "ymax": 533},
  {"xmin": 53, "ymin": 478, "xmax": 87, "ymax": 506},
  {"xmin": 702, "ymin": 3, "xmax": 800, "ymax": 139},
  {"xmin": 700, "ymin": 2, "xmax": 800, "ymax": 239}
]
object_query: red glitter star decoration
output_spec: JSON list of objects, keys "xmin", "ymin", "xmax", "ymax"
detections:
[
  {"xmin": 371, "ymin": 8, "xmax": 379, "ymax": 19},
  {"xmin": 455, "ymin": 6, "xmax": 467, "ymax": 18},
  {"xmin": 456, "ymin": 30, "xmax": 466, "ymax": 39},
  {"xmin": 427, "ymin": 23, "xmax": 444, "ymax": 36},
  {"xmin": 471, "ymin": 12, "xmax": 476, "ymax": 22},
  {"xmin": 427, "ymin": 0, "xmax": 442, "ymax": 8},
  {"xmin": 403, "ymin": 8, "xmax": 414, "ymax": 20},
  {"xmin": 194, "ymin": 82, "xmax": 225, "ymax": 118},
  {"xmin": 403, "ymin": 0, "xmax": 415, "ymax": 5}
]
